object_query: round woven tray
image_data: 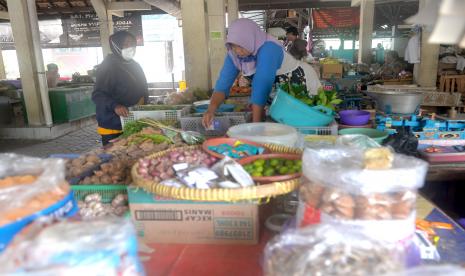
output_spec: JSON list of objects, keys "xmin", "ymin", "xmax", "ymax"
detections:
[{"xmin": 131, "ymin": 144, "xmax": 302, "ymax": 202}]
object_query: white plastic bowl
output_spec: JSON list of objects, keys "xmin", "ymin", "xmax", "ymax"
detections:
[{"xmin": 227, "ymin": 123, "xmax": 299, "ymax": 147}]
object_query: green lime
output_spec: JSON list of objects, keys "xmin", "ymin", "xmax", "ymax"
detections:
[
  {"xmin": 285, "ymin": 160, "xmax": 294, "ymax": 167},
  {"xmin": 265, "ymin": 168, "xmax": 275, "ymax": 175},
  {"xmin": 296, "ymin": 160, "xmax": 302, "ymax": 167},
  {"xmin": 252, "ymin": 171, "xmax": 262, "ymax": 177},
  {"xmin": 278, "ymin": 167, "xmax": 289, "ymax": 175},
  {"xmin": 253, "ymin": 159, "xmax": 265, "ymax": 167},
  {"xmin": 270, "ymin": 159, "xmax": 279, "ymax": 167},
  {"xmin": 264, "ymin": 168, "xmax": 275, "ymax": 176},
  {"xmin": 254, "ymin": 166, "xmax": 264, "ymax": 173}
]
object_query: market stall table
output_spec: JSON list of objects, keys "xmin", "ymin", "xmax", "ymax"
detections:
[{"xmin": 141, "ymin": 196, "xmax": 465, "ymax": 275}]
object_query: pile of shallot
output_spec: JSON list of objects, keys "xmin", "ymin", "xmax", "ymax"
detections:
[{"xmin": 137, "ymin": 148, "xmax": 218, "ymax": 182}]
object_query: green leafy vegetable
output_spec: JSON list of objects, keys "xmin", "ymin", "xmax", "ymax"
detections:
[
  {"xmin": 280, "ymin": 84, "xmax": 341, "ymax": 111},
  {"xmin": 122, "ymin": 121, "xmax": 146, "ymax": 137}
]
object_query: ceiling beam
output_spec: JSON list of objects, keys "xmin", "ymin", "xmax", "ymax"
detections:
[
  {"xmin": 108, "ymin": 1, "xmax": 152, "ymax": 11},
  {"xmin": 239, "ymin": 1, "xmax": 351, "ymax": 11},
  {"xmin": 36, "ymin": 6, "xmax": 95, "ymax": 14},
  {"xmin": 90, "ymin": 0, "xmax": 107, "ymax": 18},
  {"xmin": 110, "ymin": 11, "xmax": 125, "ymax": 17},
  {"xmin": 351, "ymin": 0, "xmax": 361, "ymax": 7}
]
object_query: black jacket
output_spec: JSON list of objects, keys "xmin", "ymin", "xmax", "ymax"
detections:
[{"xmin": 92, "ymin": 54, "xmax": 148, "ymax": 131}]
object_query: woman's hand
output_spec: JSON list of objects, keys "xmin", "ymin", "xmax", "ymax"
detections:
[
  {"xmin": 202, "ymin": 111, "xmax": 215, "ymax": 129},
  {"xmin": 252, "ymin": 104, "xmax": 265, "ymax": 122},
  {"xmin": 202, "ymin": 92, "xmax": 226, "ymax": 128},
  {"xmin": 114, "ymin": 105, "xmax": 129, "ymax": 117}
]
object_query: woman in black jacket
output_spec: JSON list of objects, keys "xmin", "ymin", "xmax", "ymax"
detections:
[{"xmin": 92, "ymin": 31, "xmax": 148, "ymax": 145}]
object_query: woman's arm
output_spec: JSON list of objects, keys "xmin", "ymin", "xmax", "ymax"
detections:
[
  {"xmin": 250, "ymin": 42, "xmax": 284, "ymax": 121},
  {"xmin": 202, "ymin": 55, "xmax": 239, "ymax": 127}
]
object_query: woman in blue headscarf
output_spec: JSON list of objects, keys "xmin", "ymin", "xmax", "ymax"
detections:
[
  {"xmin": 92, "ymin": 31, "xmax": 148, "ymax": 146},
  {"xmin": 203, "ymin": 18, "xmax": 320, "ymax": 127}
]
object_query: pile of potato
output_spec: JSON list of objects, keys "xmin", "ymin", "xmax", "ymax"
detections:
[
  {"xmin": 80, "ymin": 158, "xmax": 130, "ymax": 185},
  {"xmin": 66, "ymin": 154, "xmax": 101, "ymax": 178}
]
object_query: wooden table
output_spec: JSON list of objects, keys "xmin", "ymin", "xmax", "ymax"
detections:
[
  {"xmin": 140, "ymin": 196, "xmax": 464, "ymax": 276},
  {"xmin": 427, "ymin": 163, "xmax": 465, "ymax": 182}
]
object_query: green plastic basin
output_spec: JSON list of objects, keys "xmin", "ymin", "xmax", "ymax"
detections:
[{"xmin": 338, "ymin": 128, "xmax": 389, "ymax": 144}]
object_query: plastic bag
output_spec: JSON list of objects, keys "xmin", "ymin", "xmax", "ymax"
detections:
[
  {"xmin": 298, "ymin": 146, "xmax": 428, "ymax": 244},
  {"xmin": 164, "ymin": 90, "xmax": 196, "ymax": 105},
  {"xmin": 300, "ymin": 134, "xmax": 380, "ymax": 151},
  {"xmin": 0, "ymin": 218, "xmax": 144, "ymax": 275},
  {"xmin": 335, "ymin": 134, "xmax": 382, "ymax": 149},
  {"xmin": 0, "ymin": 154, "xmax": 70, "ymax": 226},
  {"xmin": 383, "ymin": 127, "xmax": 419, "ymax": 157},
  {"xmin": 263, "ymin": 224, "xmax": 405, "ymax": 276},
  {"xmin": 301, "ymin": 146, "xmax": 428, "ymax": 195}
]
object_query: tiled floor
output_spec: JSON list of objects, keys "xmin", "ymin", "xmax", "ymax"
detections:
[{"xmin": 0, "ymin": 123, "xmax": 101, "ymax": 157}]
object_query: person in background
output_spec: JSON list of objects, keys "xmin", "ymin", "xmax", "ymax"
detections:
[
  {"xmin": 374, "ymin": 43, "xmax": 385, "ymax": 64},
  {"xmin": 285, "ymin": 26, "xmax": 308, "ymax": 60},
  {"xmin": 46, "ymin": 63, "xmax": 60, "ymax": 88},
  {"xmin": 328, "ymin": 46, "xmax": 334, "ymax": 57},
  {"xmin": 376, "ymin": 50, "xmax": 407, "ymax": 79},
  {"xmin": 202, "ymin": 19, "xmax": 320, "ymax": 127},
  {"xmin": 92, "ymin": 31, "xmax": 148, "ymax": 146}
]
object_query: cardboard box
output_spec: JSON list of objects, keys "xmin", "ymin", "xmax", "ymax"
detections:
[
  {"xmin": 127, "ymin": 187, "xmax": 259, "ymax": 245},
  {"xmin": 322, "ymin": 64, "xmax": 343, "ymax": 79}
]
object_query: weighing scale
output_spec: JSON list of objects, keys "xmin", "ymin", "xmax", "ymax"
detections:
[{"xmin": 376, "ymin": 112, "xmax": 465, "ymax": 140}]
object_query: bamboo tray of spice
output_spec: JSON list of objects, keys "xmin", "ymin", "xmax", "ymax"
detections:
[{"xmin": 131, "ymin": 144, "xmax": 302, "ymax": 202}]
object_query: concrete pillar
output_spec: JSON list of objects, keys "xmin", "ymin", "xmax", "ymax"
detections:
[
  {"xmin": 357, "ymin": 0, "xmax": 374, "ymax": 64},
  {"xmin": 414, "ymin": 0, "xmax": 440, "ymax": 87},
  {"xmin": 207, "ymin": 0, "xmax": 226, "ymax": 86},
  {"xmin": 227, "ymin": 0, "xmax": 239, "ymax": 26},
  {"xmin": 0, "ymin": 10, "xmax": 7, "ymax": 79},
  {"xmin": 0, "ymin": 49, "xmax": 6, "ymax": 79},
  {"xmin": 181, "ymin": 0, "xmax": 211, "ymax": 90},
  {"xmin": 90, "ymin": 0, "xmax": 112, "ymax": 57},
  {"xmin": 7, "ymin": 0, "xmax": 52, "ymax": 126}
]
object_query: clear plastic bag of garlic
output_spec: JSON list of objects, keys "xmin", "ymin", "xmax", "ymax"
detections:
[
  {"xmin": 297, "ymin": 137, "xmax": 428, "ymax": 243},
  {"xmin": 264, "ymin": 224, "xmax": 405, "ymax": 276}
]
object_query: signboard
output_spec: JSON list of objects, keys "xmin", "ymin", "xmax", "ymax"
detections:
[
  {"xmin": 62, "ymin": 12, "xmax": 144, "ymax": 47},
  {"xmin": 0, "ymin": 19, "xmax": 66, "ymax": 49},
  {"xmin": 0, "ymin": 12, "xmax": 143, "ymax": 49},
  {"xmin": 312, "ymin": 8, "xmax": 360, "ymax": 29}
]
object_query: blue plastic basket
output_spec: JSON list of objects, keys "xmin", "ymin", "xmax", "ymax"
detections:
[{"xmin": 270, "ymin": 89, "xmax": 335, "ymax": 127}]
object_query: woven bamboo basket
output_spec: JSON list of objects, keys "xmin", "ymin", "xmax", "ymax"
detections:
[{"xmin": 131, "ymin": 144, "xmax": 302, "ymax": 202}]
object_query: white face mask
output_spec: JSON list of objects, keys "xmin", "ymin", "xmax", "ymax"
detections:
[{"xmin": 122, "ymin": 47, "xmax": 136, "ymax": 61}]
